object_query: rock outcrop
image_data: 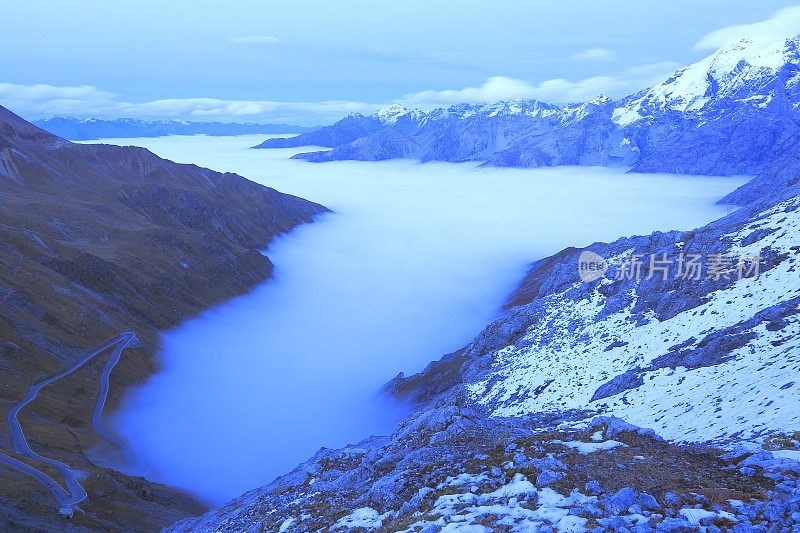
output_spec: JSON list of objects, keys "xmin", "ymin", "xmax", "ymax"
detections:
[{"xmin": 169, "ymin": 408, "xmax": 800, "ymax": 532}]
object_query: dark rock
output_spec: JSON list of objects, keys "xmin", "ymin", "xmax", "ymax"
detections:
[
  {"xmin": 535, "ymin": 470, "xmax": 565, "ymax": 486},
  {"xmin": 604, "ymin": 487, "xmax": 638, "ymax": 515},
  {"xmin": 585, "ymin": 480, "xmax": 605, "ymax": 495}
]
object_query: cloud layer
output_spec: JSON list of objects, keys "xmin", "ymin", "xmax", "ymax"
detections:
[
  {"xmin": 3, "ymin": 62, "xmax": 681, "ymax": 123},
  {"xmin": 570, "ymin": 47, "xmax": 615, "ymax": 62},
  {"xmin": 400, "ymin": 62, "xmax": 678, "ymax": 106},
  {"xmin": 0, "ymin": 82, "xmax": 379, "ymax": 125},
  {"xmin": 694, "ymin": 6, "xmax": 800, "ymax": 50},
  {"xmin": 107, "ymin": 134, "xmax": 743, "ymax": 504}
]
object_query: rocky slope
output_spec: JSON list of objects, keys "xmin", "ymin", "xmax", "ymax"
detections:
[
  {"xmin": 174, "ymin": 102, "xmax": 800, "ymax": 532},
  {"xmin": 0, "ymin": 105, "xmax": 328, "ymax": 531},
  {"xmin": 33, "ymin": 117, "xmax": 312, "ymax": 141},
  {"xmin": 390, "ymin": 151, "xmax": 800, "ymax": 446},
  {"xmin": 169, "ymin": 412, "xmax": 800, "ymax": 532},
  {"xmin": 256, "ymin": 35, "xmax": 800, "ymax": 177},
  {"xmin": 252, "ymin": 113, "xmax": 384, "ymax": 150}
]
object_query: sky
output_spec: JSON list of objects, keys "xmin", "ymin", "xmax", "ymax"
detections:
[{"xmin": 2, "ymin": 1, "xmax": 800, "ymax": 124}]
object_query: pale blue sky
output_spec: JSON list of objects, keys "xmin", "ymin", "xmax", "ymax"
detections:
[{"xmin": 2, "ymin": 1, "xmax": 799, "ymax": 124}]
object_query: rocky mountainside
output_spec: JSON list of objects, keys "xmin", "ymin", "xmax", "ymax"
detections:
[
  {"xmin": 33, "ymin": 117, "xmax": 312, "ymax": 141},
  {"xmin": 174, "ymin": 105, "xmax": 800, "ymax": 532},
  {"xmin": 0, "ymin": 105, "xmax": 328, "ymax": 531},
  {"xmin": 256, "ymin": 35, "xmax": 800, "ymax": 176},
  {"xmin": 171, "ymin": 409, "xmax": 800, "ymax": 532},
  {"xmin": 389, "ymin": 150, "xmax": 800, "ymax": 446},
  {"xmin": 252, "ymin": 113, "xmax": 384, "ymax": 149}
]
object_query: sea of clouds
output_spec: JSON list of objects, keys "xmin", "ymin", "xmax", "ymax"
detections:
[{"xmin": 90, "ymin": 134, "xmax": 745, "ymax": 504}]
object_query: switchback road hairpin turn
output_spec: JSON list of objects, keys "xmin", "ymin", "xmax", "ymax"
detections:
[{"xmin": 0, "ymin": 332, "xmax": 137, "ymax": 516}]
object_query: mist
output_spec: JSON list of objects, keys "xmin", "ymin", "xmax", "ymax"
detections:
[{"xmin": 98, "ymin": 135, "xmax": 745, "ymax": 504}]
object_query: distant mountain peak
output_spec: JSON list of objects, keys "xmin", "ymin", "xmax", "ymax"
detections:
[
  {"xmin": 374, "ymin": 103, "xmax": 423, "ymax": 124},
  {"xmin": 588, "ymin": 94, "xmax": 613, "ymax": 106},
  {"xmin": 613, "ymin": 34, "xmax": 800, "ymax": 126},
  {"xmin": 32, "ymin": 116, "xmax": 312, "ymax": 141},
  {"xmin": 258, "ymin": 35, "xmax": 800, "ymax": 176}
]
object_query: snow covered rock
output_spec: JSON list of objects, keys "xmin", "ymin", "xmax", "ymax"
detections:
[
  {"xmin": 166, "ymin": 408, "xmax": 799, "ymax": 532},
  {"xmin": 390, "ymin": 172, "xmax": 800, "ymax": 447}
]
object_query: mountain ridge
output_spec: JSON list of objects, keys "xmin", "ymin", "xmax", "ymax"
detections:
[
  {"xmin": 32, "ymin": 117, "xmax": 314, "ymax": 141},
  {"xmin": 0, "ymin": 105, "xmax": 328, "ymax": 531},
  {"xmin": 255, "ymin": 35, "xmax": 800, "ymax": 177}
]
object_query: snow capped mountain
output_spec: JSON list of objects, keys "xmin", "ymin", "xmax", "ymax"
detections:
[
  {"xmin": 252, "ymin": 113, "xmax": 381, "ymax": 149},
  {"xmin": 373, "ymin": 100, "xmax": 568, "ymax": 124},
  {"xmin": 256, "ymin": 34, "xmax": 800, "ymax": 176},
  {"xmin": 613, "ymin": 35, "xmax": 800, "ymax": 126},
  {"xmin": 375, "ymin": 103, "xmax": 424, "ymax": 125},
  {"xmin": 440, "ymin": 99, "xmax": 567, "ymax": 120},
  {"xmin": 375, "ymin": 103, "xmax": 408, "ymax": 124},
  {"xmin": 33, "ymin": 117, "xmax": 311, "ymax": 141}
]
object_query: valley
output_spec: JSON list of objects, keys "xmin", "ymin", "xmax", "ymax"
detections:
[
  {"xmin": 3, "ymin": 5, "xmax": 800, "ymax": 531},
  {"xmin": 0, "ymin": 107, "xmax": 326, "ymax": 531},
  {"xmin": 92, "ymin": 134, "xmax": 745, "ymax": 505}
]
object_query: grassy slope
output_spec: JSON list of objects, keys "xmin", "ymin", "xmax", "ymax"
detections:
[{"xmin": 0, "ymin": 106, "xmax": 328, "ymax": 531}]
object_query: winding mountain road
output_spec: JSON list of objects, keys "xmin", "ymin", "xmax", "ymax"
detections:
[{"xmin": 0, "ymin": 332, "xmax": 137, "ymax": 514}]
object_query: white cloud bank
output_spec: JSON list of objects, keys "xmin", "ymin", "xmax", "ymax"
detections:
[
  {"xmin": 570, "ymin": 47, "xmax": 615, "ymax": 62},
  {"xmin": 108, "ymin": 134, "xmax": 743, "ymax": 504},
  {"xmin": 0, "ymin": 82, "xmax": 379, "ymax": 125},
  {"xmin": 694, "ymin": 5, "xmax": 800, "ymax": 50},
  {"xmin": 401, "ymin": 5, "xmax": 800, "ymax": 109},
  {"xmin": 3, "ymin": 64, "xmax": 680, "ymax": 124},
  {"xmin": 401, "ymin": 62, "xmax": 678, "ymax": 106}
]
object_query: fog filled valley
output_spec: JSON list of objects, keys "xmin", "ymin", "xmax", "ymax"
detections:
[
  {"xmin": 6, "ymin": 3, "xmax": 800, "ymax": 530},
  {"xmin": 75, "ymin": 134, "xmax": 747, "ymax": 504}
]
